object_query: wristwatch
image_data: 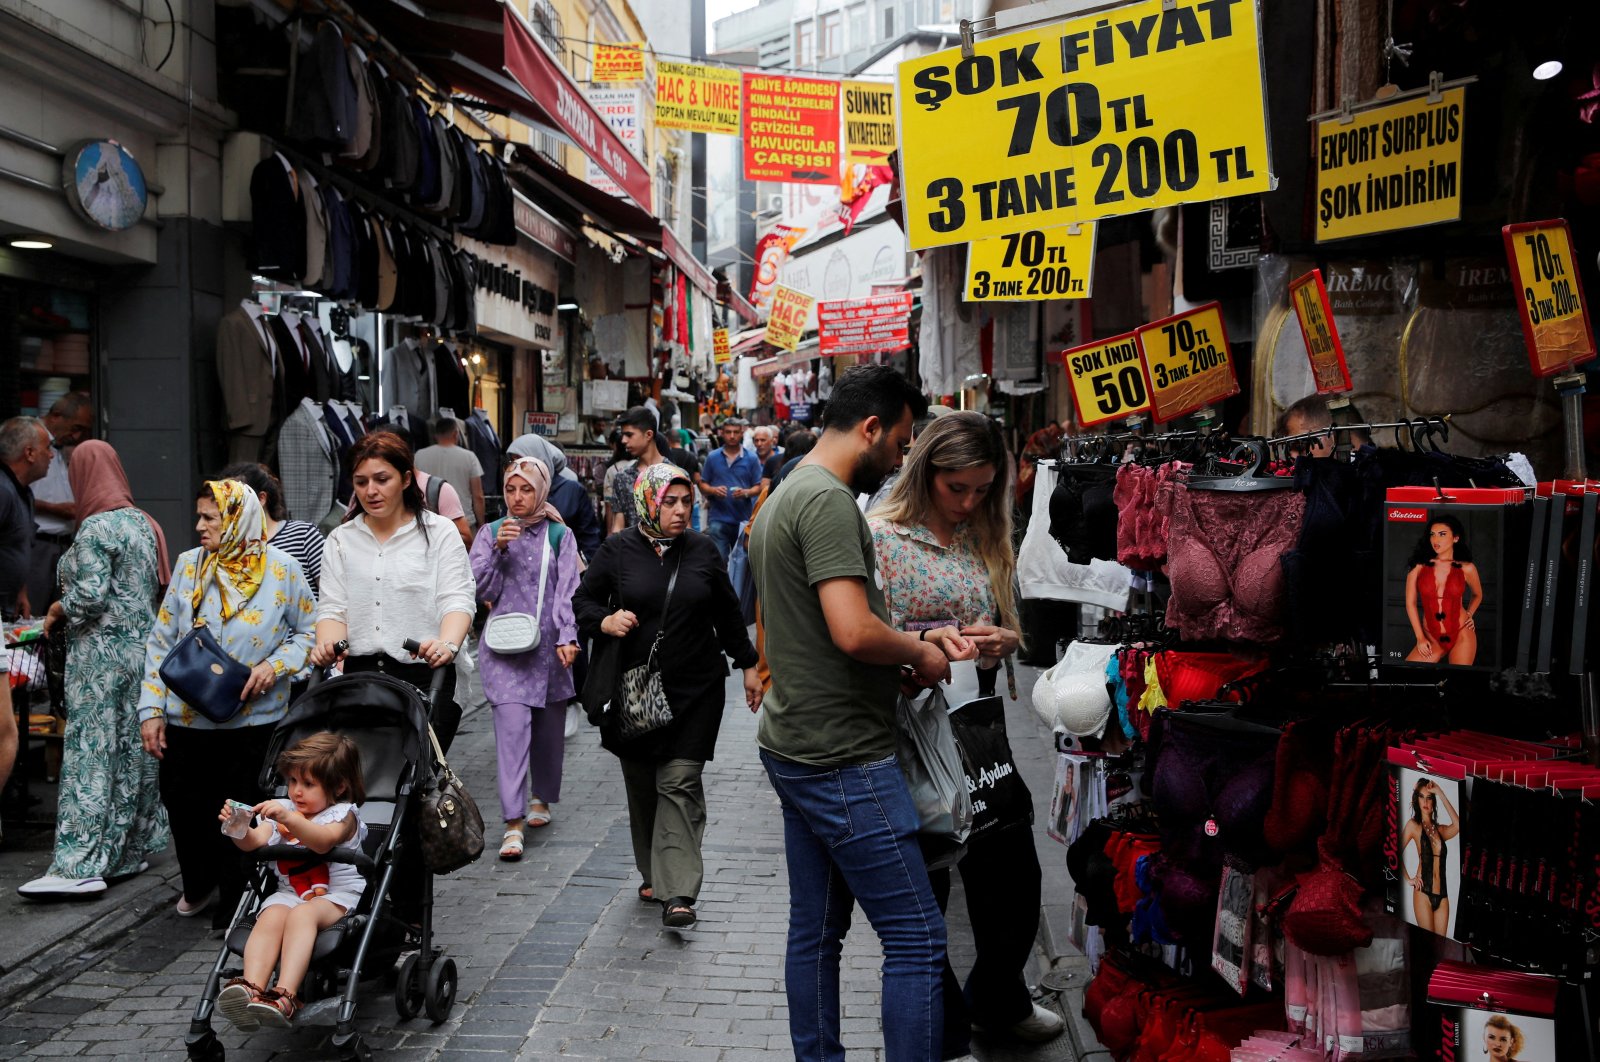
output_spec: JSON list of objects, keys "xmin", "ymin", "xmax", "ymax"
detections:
[{"xmin": 441, "ymin": 641, "xmax": 460, "ymax": 656}]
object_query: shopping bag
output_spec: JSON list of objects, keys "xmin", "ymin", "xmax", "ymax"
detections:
[
  {"xmin": 895, "ymin": 687, "xmax": 972, "ymax": 867},
  {"xmin": 947, "ymin": 695, "xmax": 1033, "ymax": 840}
]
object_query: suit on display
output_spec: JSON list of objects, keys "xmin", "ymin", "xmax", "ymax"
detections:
[
  {"xmin": 249, "ymin": 154, "xmax": 305, "ymax": 282},
  {"xmin": 278, "ymin": 398, "xmax": 338, "ymax": 522},
  {"xmin": 217, "ymin": 302, "xmax": 280, "ymax": 463},
  {"xmin": 433, "ymin": 342, "xmax": 470, "ymax": 416},
  {"xmin": 381, "ymin": 338, "xmax": 435, "ymax": 422},
  {"xmin": 269, "ymin": 313, "xmax": 313, "ymax": 412}
]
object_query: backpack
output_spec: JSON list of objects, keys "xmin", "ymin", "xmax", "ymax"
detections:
[
  {"xmin": 424, "ymin": 473, "xmax": 444, "ymax": 514},
  {"xmin": 484, "ymin": 517, "xmax": 565, "ymax": 553}
]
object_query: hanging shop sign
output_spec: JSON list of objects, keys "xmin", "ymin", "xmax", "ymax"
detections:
[
  {"xmin": 1502, "ymin": 219, "xmax": 1598, "ymax": 378},
  {"xmin": 742, "ymin": 73, "xmax": 842, "ymax": 184},
  {"xmin": 656, "ymin": 62, "xmax": 742, "ymax": 134},
  {"xmin": 514, "ymin": 194, "xmax": 577, "ymax": 263},
  {"xmin": 779, "ymin": 221, "xmax": 909, "ymax": 329},
  {"xmin": 764, "ymin": 284, "xmax": 816, "ymax": 352},
  {"xmin": 461, "ymin": 234, "xmax": 560, "ymax": 349},
  {"xmin": 843, "ymin": 80, "xmax": 896, "ymax": 165},
  {"xmin": 894, "ymin": 0, "xmax": 1273, "ymax": 250},
  {"xmin": 1312, "ymin": 82, "xmax": 1467, "ymax": 242},
  {"xmin": 965, "ymin": 223, "xmax": 1096, "ymax": 301},
  {"xmin": 817, "ymin": 292, "xmax": 913, "ymax": 356},
  {"xmin": 584, "ymin": 88, "xmax": 647, "ymax": 200},
  {"xmin": 713, "ymin": 327, "xmax": 732, "ymax": 364},
  {"xmin": 1054, "ymin": 332, "xmax": 1150, "ymax": 428},
  {"xmin": 504, "ymin": 6, "xmax": 652, "ymax": 208},
  {"xmin": 1134, "ymin": 302, "xmax": 1238, "ymax": 422},
  {"xmin": 522, "ymin": 411, "xmax": 559, "ymax": 437},
  {"xmin": 1288, "ymin": 269, "xmax": 1352, "ymax": 394},
  {"xmin": 750, "ymin": 223, "xmax": 807, "ymax": 312},
  {"xmin": 593, "ymin": 42, "xmax": 645, "ymax": 84}
]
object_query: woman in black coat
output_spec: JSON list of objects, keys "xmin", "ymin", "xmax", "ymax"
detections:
[{"xmin": 573, "ymin": 463, "xmax": 761, "ymax": 928}]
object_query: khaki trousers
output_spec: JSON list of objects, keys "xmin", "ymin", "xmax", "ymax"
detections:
[{"xmin": 619, "ymin": 757, "xmax": 706, "ymax": 902}]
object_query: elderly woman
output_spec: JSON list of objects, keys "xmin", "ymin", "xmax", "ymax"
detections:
[
  {"xmin": 137, "ymin": 479, "xmax": 316, "ymax": 926},
  {"xmin": 471, "ymin": 457, "xmax": 582, "ymax": 859},
  {"xmin": 220, "ymin": 462, "xmax": 325, "ymax": 594},
  {"xmin": 18, "ymin": 442, "xmax": 172, "ymax": 899},
  {"xmin": 573, "ymin": 464, "xmax": 762, "ymax": 928}
]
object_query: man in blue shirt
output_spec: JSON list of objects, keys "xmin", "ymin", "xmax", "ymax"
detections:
[{"xmin": 697, "ymin": 418, "xmax": 762, "ymax": 560}]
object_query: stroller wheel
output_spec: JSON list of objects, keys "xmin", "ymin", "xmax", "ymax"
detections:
[
  {"xmin": 393, "ymin": 953, "xmax": 424, "ymax": 1020},
  {"xmin": 186, "ymin": 1035, "xmax": 224, "ymax": 1062},
  {"xmin": 423, "ymin": 956, "xmax": 458, "ymax": 1023}
]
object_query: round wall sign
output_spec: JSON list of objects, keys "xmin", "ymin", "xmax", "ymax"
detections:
[{"xmin": 62, "ymin": 140, "xmax": 148, "ymax": 232}]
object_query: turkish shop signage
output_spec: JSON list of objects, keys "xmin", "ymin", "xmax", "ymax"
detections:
[
  {"xmin": 743, "ymin": 73, "xmax": 842, "ymax": 184},
  {"xmin": 894, "ymin": 0, "xmax": 1274, "ymax": 250},
  {"xmin": 764, "ymin": 285, "xmax": 816, "ymax": 352},
  {"xmin": 1288, "ymin": 269, "xmax": 1352, "ymax": 394},
  {"xmin": 463, "ymin": 236, "xmax": 559, "ymax": 350},
  {"xmin": 843, "ymin": 80, "xmax": 896, "ymax": 165},
  {"xmin": 965, "ymin": 224, "xmax": 1096, "ymax": 301},
  {"xmin": 817, "ymin": 292, "xmax": 913, "ymax": 356},
  {"xmin": 1503, "ymin": 218, "xmax": 1598, "ymax": 377},
  {"xmin": 1313, "ymin": 84, "xmax": 1466, "ymax": 242},
  {"xmin": 1056, "ymin": 331, "xmax": 1150, "ymax": 428},
  {"xmin": 657, "ymin": 62, "xmax": 742, "ymax": 135},
  {"xmin": 1135, "ymin": 302, "xmax": 1238, "ymax": 422}
]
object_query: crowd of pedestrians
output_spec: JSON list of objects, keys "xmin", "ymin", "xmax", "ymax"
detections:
[{"xmin": 1, "ymin": 365, "xmax": 1060, "ymax": 1059}]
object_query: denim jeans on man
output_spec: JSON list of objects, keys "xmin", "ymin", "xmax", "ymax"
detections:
[
  {"xmin": 706, "ymin": 519, "xmax": 739, "ymax": 560},
  {"xmin": 760, "ymin": 750, "xmax": 946, "ymax": 1062}
]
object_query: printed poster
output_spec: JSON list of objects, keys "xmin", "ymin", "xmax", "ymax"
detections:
[
  {"xmin": 742, "ymin": 73, "xmax": 842, "ymax": 184},
  {"xmin": 843, "ymin": 79, "xmax": 896, "ymax": 165},
  {"xmin": 592, "ymin": 42, "xmax": 644, "ymax": 83},
  {"xmin": 1315, "ymin": 87, "xmax": 1466, "ymax": 242},
  {"xmin": 764, "ymin": 285, "xmax": 815, "ymax": 352},
  {"xmin": 656, "ymin": 62, "xmax": 742, "ymax": 135}
]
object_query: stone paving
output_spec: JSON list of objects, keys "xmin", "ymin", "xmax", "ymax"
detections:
[{"xmin": 0, "ymin": 662, "xmax": 1094, "ymax": 1061}]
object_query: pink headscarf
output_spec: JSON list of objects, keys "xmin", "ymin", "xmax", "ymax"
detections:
[
  {"xmin": 69, "ymin": 440, "xmax": 172, "ymax": 584},
  {"xmin": 503, "ymin": 457, "xmax": 564, "ymax": 526}
]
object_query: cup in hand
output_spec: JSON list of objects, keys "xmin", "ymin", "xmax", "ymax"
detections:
[{"xmin": 220, "ymin": 799, "xmax": 254, "ymax": 839}]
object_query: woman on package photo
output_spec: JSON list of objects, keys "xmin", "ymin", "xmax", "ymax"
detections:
[{"xmin": 1403, "ymin": 515, "xmax": 1482, "ymax": 667}]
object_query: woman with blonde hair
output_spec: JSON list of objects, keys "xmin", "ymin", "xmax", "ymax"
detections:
[{"xmin": 868, "ymin": 410, "xmax": 1061, "ymax": 1056}]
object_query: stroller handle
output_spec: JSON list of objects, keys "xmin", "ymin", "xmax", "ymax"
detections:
[{"xmin": 401, "ymin": 639, "xmax": 453, "ymax": 711}]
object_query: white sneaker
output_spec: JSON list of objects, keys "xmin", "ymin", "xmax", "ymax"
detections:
[
  {"xmin": 17, "ymin": 874, "xmax": 107, "ymax": 898},
  {"xmin": 564, "ymin": 703, "xmax": 582, "ymax": 739},
  {"xmin": 1009, "ymin": 1002, "xmax": 1065, "ymax": 1043}
]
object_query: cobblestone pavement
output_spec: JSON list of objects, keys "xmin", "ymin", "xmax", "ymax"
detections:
[{"xmin": 0, "ymin": 662, "xmax": 1087, "ymax": 1061}]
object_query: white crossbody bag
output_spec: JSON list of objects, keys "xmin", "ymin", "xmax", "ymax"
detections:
[{"xmin": 481, "ymin": 525, "xmax": 551, "ymax": 655}]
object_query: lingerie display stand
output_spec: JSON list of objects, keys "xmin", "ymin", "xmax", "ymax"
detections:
[{"xmin": 1022, "ymin": 416, "xmax": 1600, "ymax": 1060}]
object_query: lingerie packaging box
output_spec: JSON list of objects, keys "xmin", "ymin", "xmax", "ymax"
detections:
[
  {"xmin": 1426, "ymin": 961, "xmax": 1560, "ymax": 1061},
  {"xmin": 1382, "ymin": 487, "xmax": 1533, "ymax": 672},
  {"xmin": 1386, "ymin": 749, "xmax": 1468, "ymax": 942}
]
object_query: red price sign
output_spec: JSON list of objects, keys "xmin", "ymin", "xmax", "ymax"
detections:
[
  {"xmin": 1134, "ymin": 302, "xmax": 1239, "ymax": 423},
  {"xmin": 1503, "ymin": 219, "xmax": 1597, "ymax": 377},
  {"xmin": 1288, "ymin": 269, "xmax": 1352, "ymax": 394}
]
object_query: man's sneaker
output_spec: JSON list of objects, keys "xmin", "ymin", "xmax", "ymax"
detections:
[
  {"xmin": 1010, "ymin": 1002, "xmax": 1065, "ymax": 1042},
  {"xmin": 216, "ymin": 978, "xmax": 262, "ymax": 1031},
  {"xmin": 17, "ymin": 874, "xmax": 107, "ymax": 899}
]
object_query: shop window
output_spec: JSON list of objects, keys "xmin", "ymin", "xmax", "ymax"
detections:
[
  {"xmin": 848, "ymin": 4, "xmax": 867, "ymax": 50},
  {"xmin": 821, "ymin": 12, "xmax": 842, "ymax": 58},
  {"xmin": 529, "ymin": 0, "xmax": 566, "ymax": 60},
  {"xmin": 3, "ymin": 280, "xmax": 95, "ymax": 421},
  {"xmin": 883, "ymin": 6, "xmax": 895, "ymax": 39},
  {"xmin": 796, "ymin": 21, "xmax": 814, "ymax": 66}
]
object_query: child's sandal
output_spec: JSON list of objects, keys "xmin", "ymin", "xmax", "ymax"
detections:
[
  {"xmin": 247, "ymin": 987, "xmax": 301, "ymax": 1028},
  {"xmin": 217, "ymin": 977, "xmax": 264, "ymax": 1030}
]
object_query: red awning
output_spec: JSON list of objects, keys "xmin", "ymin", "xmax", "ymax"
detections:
[{"xmin": 509, "ymin": 146, "xmax": 658, "ymax": 237}]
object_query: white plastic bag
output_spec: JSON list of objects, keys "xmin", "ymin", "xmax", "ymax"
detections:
[{"xmin": 895, "ymin": 686, "xmax": 972, "ymax": 866}]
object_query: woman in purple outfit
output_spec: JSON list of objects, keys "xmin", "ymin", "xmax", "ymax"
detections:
[{"xmin": 470, "ymin": 456, "xmax": 581, "ymax": 860}]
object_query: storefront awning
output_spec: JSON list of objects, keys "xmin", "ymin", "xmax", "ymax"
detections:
[{"xmin": 510, "ymin": 145, "xmax": 659, "ymax": 238}]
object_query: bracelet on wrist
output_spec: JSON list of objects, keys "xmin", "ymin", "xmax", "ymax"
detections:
[{"xmin": 919, "ymin": 629, "xmax": 928, "ymax": 641}]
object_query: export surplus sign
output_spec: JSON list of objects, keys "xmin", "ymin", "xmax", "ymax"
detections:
[
  {"xmin": 763, "ymin": 285, "xmax": 816, "ymax": 352},
  {"xmin": 1134, "ymin": 302, "xmax": 1238, "ymax": 422},
  {"xmin": 1314, "ymin": 85, "xmax": 1466, "ymax": 242},
  {"xmin": 742, "ymin": 73, "xmax": 842, "ymax": 184},
  {"xmin": 895, "ymin": 0, "xmax": 1273, "ymax": 250},
  {"xmin": 1503, "ymin": 219, "xmax": 1598, "ymax": 377},
  {"xmin": 1056, "ymin": 331, "xmax": 1150, "ymax": 428},
  {"xmin": 843, "ymin": 80, "xmax": 896, "ymax": 165},
  {"xmin": 817, "ymin": 292, "xmax": 913, "ymax": 356},
  {"xmin": 656, "ymin": 62, "xmax": 742, "ymax": 135},
  {"xmin": 965, "ymin": 224, "xmax": 1096, "ymax": 301},
  {"xmin": 1288, "ymin": 269, "xmax": 1352, "ymax": 393},
  {"xmin": 593, "ymin": 42, "xmax": 644, "ymax": 83}
]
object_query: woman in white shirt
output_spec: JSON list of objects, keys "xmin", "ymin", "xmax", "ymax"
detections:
[{"xmin": 310, "ymin": 431, "xmax": 475, "ymax": 747}]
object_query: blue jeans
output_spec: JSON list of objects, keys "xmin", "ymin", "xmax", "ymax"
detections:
[
  {"xmin": 706, "ymin": 520, "xmax": 739, "ymax": 561},
  {"xmin": 761, "ymin": 750, "xmax": 946, "ymax": 1062}
]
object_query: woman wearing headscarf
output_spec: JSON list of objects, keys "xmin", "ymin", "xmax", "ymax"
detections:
[
  {"xmin": 471, "ymin": 457, "xmax": 582, "ymax": 858},
  {"xmin": 19, "ymin": 442, "xmax": 172, "ymax": 899},
  {"xmin": 506, "ymin": 434, "xmax": 602, "ymax": 560},
  {"xmin": 573, "ymin": 464, "xmax": 762, "ymax": 928},
  {"xmin": 137, "ymin": 479, "xmax": 317, "ymax": 926}
]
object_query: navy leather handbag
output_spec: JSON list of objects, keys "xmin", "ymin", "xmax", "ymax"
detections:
[{"xmin": 158, "ymin": 619, "xmax": 251, "ymax": 724}]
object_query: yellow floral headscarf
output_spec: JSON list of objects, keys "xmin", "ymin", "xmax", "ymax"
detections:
[{"xmin": 193, "ymin": 479, "xmax": 268, "ymax": 619}]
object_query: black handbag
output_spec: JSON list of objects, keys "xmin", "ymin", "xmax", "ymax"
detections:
[
  {"xmin": 158, "ymin": 619, "xmax": 252, "ymax": 724},
  {"xmin": 947, "ymin": 695, "xmax": 1034, "ymax": 840},
  {"xmin": 416, "ymin": 725, "xmax": 485, "ymax": 874},
  {"xmin": 579, "ymin": 635, "xmax": 621, "ymax": 725}
]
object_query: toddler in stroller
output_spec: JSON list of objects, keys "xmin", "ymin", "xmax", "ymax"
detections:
[
  {"xmin": 216, "ymin": 731, "xmax": 366, "ymax": 1029},
  {"xmin": 185, "ymin": 664, "xmax": 462, "ymax": 1062}
]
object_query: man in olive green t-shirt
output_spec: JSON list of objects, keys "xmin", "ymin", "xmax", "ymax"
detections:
[{"xmin": 750, "ymin": 364, "xmax": 973, "ymax": 1062}]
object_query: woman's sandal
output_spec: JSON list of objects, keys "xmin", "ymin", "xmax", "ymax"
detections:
[
  {"xmin": 638, "ymin": 882, "xmax": 659, "ymax": 904},
  {"xmin": 216, "ymin": 977, "xmax": 264, "ymax": 1030},
  {"xmin": 246, "ymin": 987, "xmax": 301, "ymax": 1028},
  {"xmin": 526, "ymin": 802, "xmax": 552, "ymax": 828},
  {"xmin": 499, "ymin": 827, "xmax": 525, "ymax": 862},
  {"xmin": 662, "ymin": 897, "xmax": 697, "ymax": 928}
]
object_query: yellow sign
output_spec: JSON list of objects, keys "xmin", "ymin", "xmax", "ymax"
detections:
[
  {"xmin": 593, "ymin": 42, "xmax": 644, "ymax": 84},
  {"xmin": 966, "ymin": 224, "xmax": 1096, "ymax": 301},
  {"xmin": 895, "ymin": 0, "xmax": 1273, "ymax": 250},
  {"xmin": 1056, "ymin": 331, "xmax": 1150, "ymax": 428},
  {"xmin": 1134, "ymin": 302, "xmax": 1238, "ymax": 422},
  {"xmin": 1504, "ymin": 219, "xmax": 1598, "ymax": 377},
  {"xmin": 713, "ymin": 327, "xmax": 732, "ymax": 364},
  {"xmin": 1314, "ymin": 87, "xmax": 1465, "ymax": 242},
  {"xmin": 656, "ymin": 62, "xmax": 742, "ymax": 134},
  {"xmin": 843, "ymin": 80, "xmax": 896, "ymax": 165},
  {"xmin": 1288, "ymin": 270, "xmax": 1351, "ymax": 393},
  {"xmin": 764, "ymin": 285, "xmax": 815, "ymax": 352}
]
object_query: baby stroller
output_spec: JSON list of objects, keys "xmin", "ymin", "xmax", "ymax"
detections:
[{"xmin": 185, "ymin": 663, "xmax": 460, "ymax": 1062}]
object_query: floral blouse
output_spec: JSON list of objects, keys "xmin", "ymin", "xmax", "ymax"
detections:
[
  {"xmin": 138, "ymin": 545, "xmax": 317, "ymax": 729},
  {"xmin": 867, "ymin": 517, "xmax": 997, "ymax": 631}
]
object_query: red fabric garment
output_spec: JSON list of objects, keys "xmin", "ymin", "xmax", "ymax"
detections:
[
  {"xmin": 1417, "ymin": 561, "xmax": 1467, "ymax": 648},
  {"xmin": 1151, "ymin": 651, "xmax": 1267, "ymax": 708}
]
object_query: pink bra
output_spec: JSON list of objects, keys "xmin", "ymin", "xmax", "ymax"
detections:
[{"xmin": 1164, "ymin": 486, "xmax": 1305, "ymax": 644}]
